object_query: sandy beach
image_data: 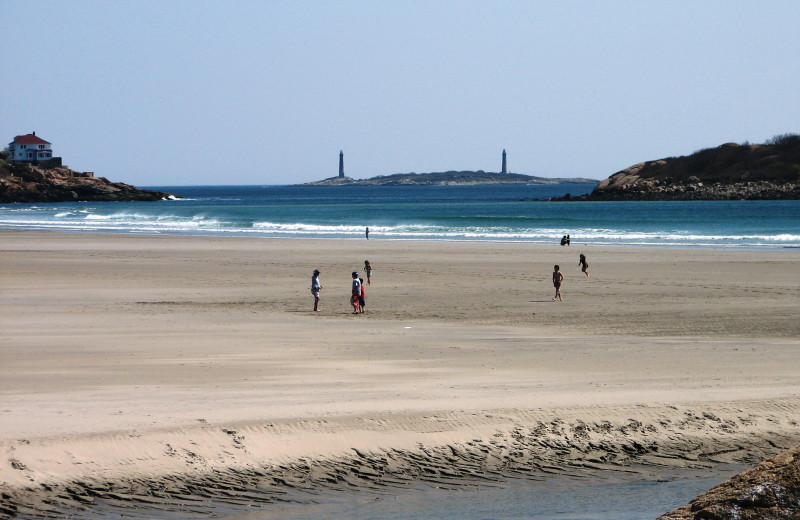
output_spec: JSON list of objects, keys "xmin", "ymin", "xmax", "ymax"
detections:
[{"xmin": 1, "ymin": 230, "xmax": 799, "ymax": 518}]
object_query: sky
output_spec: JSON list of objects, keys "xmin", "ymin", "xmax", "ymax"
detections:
[{"xmin": 2, "ymin": 1, "xmax": 799, "ymax": 186}]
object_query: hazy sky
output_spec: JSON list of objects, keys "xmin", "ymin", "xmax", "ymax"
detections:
[{"xmin": 2, "ymin": 1, "xmax": 798, "ymax": 186}]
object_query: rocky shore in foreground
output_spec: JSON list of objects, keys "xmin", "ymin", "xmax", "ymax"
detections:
[
  {"xmin": 660, "ymin": 443, "xmax": 800, "ymax": 520},
  {"xmin": 0, "ymin": 158, "xmax": 177, "ymax": 203}
]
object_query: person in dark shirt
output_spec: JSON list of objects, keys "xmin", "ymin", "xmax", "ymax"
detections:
[{"xmin": 579, "ymin": 254, "xmax": 589, "ymax": 277}]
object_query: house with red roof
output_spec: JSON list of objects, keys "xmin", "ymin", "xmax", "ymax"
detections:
[{"xmin": 8, "ymin": 132, "xmax": 56, "ymax": 163}]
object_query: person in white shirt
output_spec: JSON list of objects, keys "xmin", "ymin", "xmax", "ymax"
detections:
[
  {"xmin": 311, "ymin": 269, "xmax": 322, "ymax": 312},
  {"xmin": 351, "ymin": 272, "xmax": 362, "ymax": 314}
]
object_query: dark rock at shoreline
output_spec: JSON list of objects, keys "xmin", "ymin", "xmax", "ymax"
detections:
[
  {"xmin": 300, "ymin": 171, "xmax": 597, "ymax": 186},
  {"xmin": 0, "ymin": 159, "xmax": 178, "ymax": 203},
  {"xmin": 557, "ymin": 135, "xmax": 800, "ymax": 201},
  {"xmin": 659, "ymin": 443, "xmax": 800, "ymax": 520},
  {"xmin": 558, "ymin": 178, "xmax": 800, "ymax": 201}
]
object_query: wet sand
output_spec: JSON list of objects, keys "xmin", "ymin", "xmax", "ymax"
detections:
[{"xmin": 1, "ymin": 230, "xmax": 799, "ymax": 517}]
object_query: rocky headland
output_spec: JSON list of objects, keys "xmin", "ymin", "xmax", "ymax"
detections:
[
  {"xmin": 562, "ymin": 134, "xmax": 800, "ymax": 201},
  {"xmin": 301, "ymin": 170, "xmax": 597, "ymax": 186},
  {"xmin": 0, "ymin": 157, "xmax": 177, "ymax": 203},
  {"xmin": 659, "ymin": 442, "xmax": 800, "ymax": 520}
]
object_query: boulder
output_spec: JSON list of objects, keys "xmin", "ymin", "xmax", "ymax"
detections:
[{"xmin": 659, "ymin": 443, "xmax": 800, "ymax": 520}]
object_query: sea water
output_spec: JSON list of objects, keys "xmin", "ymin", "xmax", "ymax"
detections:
[
  {"xmin": 1, "ymin": 184, "xmax": 799, "ymax": 248},
  {"xmin": 213, "ymin": 474, "xmax": 734, "ymax": 520},
  {"xmin": 70, "ymin": 472, "xmax": 734, "ymax": 520}
]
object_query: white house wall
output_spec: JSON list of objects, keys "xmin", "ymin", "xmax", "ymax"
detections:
[{"xmin": 8, "ymin": 143, "xmax": 52, "ymax": 162}]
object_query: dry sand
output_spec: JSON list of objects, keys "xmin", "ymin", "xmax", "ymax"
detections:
[{"xmin": 1, "ymin": 230, "xmax": 799, "ymax": 517}]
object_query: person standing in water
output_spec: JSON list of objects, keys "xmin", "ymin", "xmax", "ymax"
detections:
[
  {"xmin": 311, "ymin": 269, "xmax": 323, "ymax": 312},
  {"xmin": 552, "ymin": 265, "xmax": 564, "ymax": 301},
  {"xmin": 579, "ymin": 254, "xmax": 589, "ymax": 277},
  {"xmin": 365, "ymin": 227, "xmax": 369, "ymax": 240}
]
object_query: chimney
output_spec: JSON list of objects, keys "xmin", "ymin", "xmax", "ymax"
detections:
[{"xmin": 33, "ymin": 131, "xmax": 36, "ymax": 136}]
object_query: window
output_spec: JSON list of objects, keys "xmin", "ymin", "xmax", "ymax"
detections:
[{"xmin": 39, "ymin": 144, "xmax": 45, "ymax": 149}]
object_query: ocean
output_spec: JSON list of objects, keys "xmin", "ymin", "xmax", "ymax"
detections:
[{"xmin": 1, "ymin": 184, "xmax": 799, "ymax": 249}]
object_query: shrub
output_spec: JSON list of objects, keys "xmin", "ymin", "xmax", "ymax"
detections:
[{"xmin": 766, "ymin": 133, "xmax": 800, "ymax": 149}]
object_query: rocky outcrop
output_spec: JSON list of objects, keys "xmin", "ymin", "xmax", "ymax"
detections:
[
  {"xmin": 659, "ymin": 443, "xmax": 800, "ymax": 520},
  {"xmin": 0, "ymin": 159, "xmax": 177, "ymax": 202},
  {"xmin": 580, "ymin": 135, "xmax": 800, "ymax": 201},
  {"xmin": 301, "ymin": 171, "xmax": 597, "ymax": 186},
  {"xmin": 303, "ymin": 175, "xmax": 359, "ymax": 186},
  {"xmin": 587, "ymin": 167, "xmax": 800, "ymax": 201}
]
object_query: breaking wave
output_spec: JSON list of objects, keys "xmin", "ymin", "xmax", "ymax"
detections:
[{"xmin": 1, "ymin": 185, "xmax": 798, "ymax": 249}]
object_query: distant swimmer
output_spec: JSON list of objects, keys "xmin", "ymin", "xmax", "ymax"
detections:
[
  {"xmin": 552, "ymin": 265, "xmax": 564, "ymax": 301},
  {"xmin": 579, "ymin": 254, "xmax": 589, "ymax": 277}
]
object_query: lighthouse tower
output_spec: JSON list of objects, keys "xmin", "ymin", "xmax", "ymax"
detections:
[
  {"xmin": 501, "ymin": 149, "xmax": 507, "ymax": 174},
  {"xmin": 339, "ymin": 151, "xmax": 344, "ymax": 178}
]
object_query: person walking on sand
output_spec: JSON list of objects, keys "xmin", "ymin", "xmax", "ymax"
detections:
[
  {"xmin": 364, "ymin": 260, "xmax": 372, "ymax": 285},
  {"xmin": 552, "ymin": 265, "xmax": 564, "ymax": 301},
  {"xmin": 579, "ymin": 254, "xmax": 589, "ymax": 277},
  {"xmin": 351, "ymin": 271, "xmax": 362, "ymax": 314},
  {"xmin": 358, "ymin": 278, "xmax": 366, "ymax": 313},
  {"xmin": 311, "ymin": 269, "xmax": 323, "ymax": 311}
]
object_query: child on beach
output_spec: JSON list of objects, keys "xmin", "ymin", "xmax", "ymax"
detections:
[
  {"xmin": 358, "ymin": 278, "xmax": 366, "ymax": 313},
  {"xmin": 311, "ymin": 269, "xmax": 322, "ymax": 312},
  {"xmin": 364, "ymin": 260, "xmax": 372, "ymax": 285},
  {"xmin": 579, "ymin": 254, "xmax": 589, "ymax": 277},
  {"xmin": 351, "ymin": 272, "xmax": 362, "ymax": 314},
  {"xmin": 552, "ymin": 265, "xmax": 564, "ymax": 301}
]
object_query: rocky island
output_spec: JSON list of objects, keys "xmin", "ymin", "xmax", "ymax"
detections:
[
  {"xmin": 301, "ymin": 170, "xmax": 597, "ymax": 186},
  {"xmin": 0, "ymin": 154, "xmax": 177, "ymax": 203},
  {"xmin": 562, "ymin": 134, "xmax": 800, "ymax": 201}
]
